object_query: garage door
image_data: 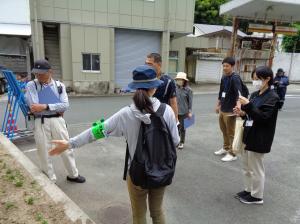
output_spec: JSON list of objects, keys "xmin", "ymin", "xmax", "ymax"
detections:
[
  {"xmin": 115, "ymin": 29, "xmax": 161, "ymax": 88},
  {"xmin": 195, "ymin": 59, "xmax": 223, "ymax": 83}
]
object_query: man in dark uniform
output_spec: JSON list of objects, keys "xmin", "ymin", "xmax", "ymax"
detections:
[
  {"xmin": 145, "ymin": 53, "xmax": 178, "ymax": 122},
  {"xmin": 274, "ymin": 68, "xmax": 289, "ymax": 110}
]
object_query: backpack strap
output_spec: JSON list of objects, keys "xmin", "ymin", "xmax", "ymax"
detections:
[
  {"xmin": 155, "ymin": 103, "xmax": 166, "ymax": 117},
  {"xmin": 163, "ymin": 78, "xmax": 171, "ymax": 98},
  {"xmin": 123, "ymin": 143, "xmax": 130, "ymax": 181},
  {"xmin": 34, "ymin": 80, "xmax": 38, "ymax": 91},
  {"xmin": 54, "ymin": 80, "xmax": 63, "ymax": 95},
  {"xmin": 34, "ymin": 79, "xmax": 43, "ymax": 92}
]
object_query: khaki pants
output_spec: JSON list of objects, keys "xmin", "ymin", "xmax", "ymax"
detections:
[
  {"xmin": 219, "ymin": 111, "xmax": 236, "ymax": 155},
  {"xmin": 241, "ymin": 150, "xmax": 265, "ymax": 199},
  {"xmin": 127, "ymin": 176, "xmax": 166, "ymax": 224},
  {"xmin": 34, "ymin": 117, "xmax": 78, "ymax": 182}
]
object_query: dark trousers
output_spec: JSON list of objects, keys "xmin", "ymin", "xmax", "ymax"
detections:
[
  {"xmin": 178, "ymin": 115, "xmax": 186, "ymax": 144},
  {"xmin": 276, "ymin": 87, "xmax": 287, "ymax": 109}
]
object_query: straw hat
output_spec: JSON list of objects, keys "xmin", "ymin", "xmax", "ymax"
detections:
[{"xmin": 175, "ymin": 72, "xmax": 189, "ymax": 81}]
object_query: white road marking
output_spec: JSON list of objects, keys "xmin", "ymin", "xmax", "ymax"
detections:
[
  {"xmin": 286, "ymin": 94, "xmax": 300, "ymax": 98},
  {"xmin": 23, "ymin": 148, "xmax": 37, "ymax": 153}
]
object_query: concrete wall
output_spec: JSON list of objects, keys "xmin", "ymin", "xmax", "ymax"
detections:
[
  {"xmin": 208, "ymin": 35, "xmax": 231, "ymax": 50},
  {"xmin": 170, "ymin": 35, "xmax": 209, "ymax": 73},
  {"xmin": 273, "ymin": 52, "xmax": 300, "ymax": 82},
  {"xmin": 30, "ymin": 0, "xmax": 195, "ymax": 34},
  {"xmin": 29, "ymin": 0, "xmax": 196, "ymax": 93},
  {"xmin": 60, "ymin": 24, "xmax": 72, "ymax": 84},
  {"xmin": 30, "ymin": 21, "xmax": 45, "ymax": 60},
  {"xmin": 70, "ymin": 25, "xmax": 114, "ymax": 94}
]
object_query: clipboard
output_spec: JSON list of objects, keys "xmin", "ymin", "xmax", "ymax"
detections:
[
  {"xmin": 38, "ymin": 86, "xmax": 61, "ymax": 104},
  {"xmin": 184, "ymin": 114, "xmax": 195, "ymax": 129}
]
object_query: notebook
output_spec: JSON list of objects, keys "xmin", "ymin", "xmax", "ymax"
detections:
[
  {"xmin": 38, "ymin": 86, "xmax": 61, "ymax": 104},
  {"xmin": 184, "ymin": 114, "xmax": 195, "ymax": 129}
]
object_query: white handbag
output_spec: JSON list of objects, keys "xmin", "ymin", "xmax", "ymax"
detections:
[{"xmin": 232, "ymin": 117, "xmax": 245, "ymax": 155}]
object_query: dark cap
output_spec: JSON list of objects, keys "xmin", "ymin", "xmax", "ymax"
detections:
[
  {"xmin": 277, "ymin": 68, "xmax": 284, "ymax": 73},
  {"xmin": 31, "ymin": 59, "xmax": 51, "ymax": 74},
  {"xmin": 128, "ymin": 65, "xmax": 163, "ymax": 90}
]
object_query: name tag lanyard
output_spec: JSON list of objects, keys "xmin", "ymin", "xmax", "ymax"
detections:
[
  {"xmin": 245, "ymin": 95, "xmax": 265, "ymax": 126},
  {"xmin": 222, "ymin": 77, "xmax": 231, "ymax": 98}
]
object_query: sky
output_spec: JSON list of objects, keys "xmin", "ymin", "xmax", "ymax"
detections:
[{"xmin": 0, "ymin": 0, "xmax": 30, "ymax": 24}]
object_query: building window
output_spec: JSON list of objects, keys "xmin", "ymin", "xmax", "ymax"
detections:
[
  {"xmin": 82, "ymin": 53, "xmax": 100, "ymax": 72},
  {"xmin": 168, "ymin": 51, "xmax": 179, "ymax": 74}
]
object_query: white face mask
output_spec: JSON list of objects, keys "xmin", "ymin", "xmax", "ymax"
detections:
[
  {"xmin": 176, "ymin": 80, "xmax": 184, "ymax": 86},
  {"xmin": 252, "ymin": 80, "xmax": 263, "ymax": 90}
]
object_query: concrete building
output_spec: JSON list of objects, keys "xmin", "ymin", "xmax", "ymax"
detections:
[
  {"xmin": 29, "ymin": 0, "xmax": 195, "ymax": 94},
  {"xmin": 170, "ymin": 24, "xmax": 246, "ymax": 83}
]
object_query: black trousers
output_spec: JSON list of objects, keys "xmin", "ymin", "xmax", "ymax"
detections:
[
  {"xmin": 178, "ymin": 114, "xmax": 187, "ymax": 144},
  {"xmin": 276, "ymin": 87, "xmax": 287, "ymax": 109}
]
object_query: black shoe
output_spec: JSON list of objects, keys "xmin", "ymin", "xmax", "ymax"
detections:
[
  {"xmin": 67, "ymin": 175, "xmax": 86, "ymax": 183},
  {"xmin": 239, "ymin": 194, "xmax": 263, "ymax": 205},
  {"xmin": 234, "ymin": 190, "xmax": 250, "ymax": 199}
]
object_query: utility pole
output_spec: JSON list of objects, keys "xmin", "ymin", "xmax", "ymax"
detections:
[{"xmin": 229, "ymin": 17, "xmax": 239, "ymax": 57}]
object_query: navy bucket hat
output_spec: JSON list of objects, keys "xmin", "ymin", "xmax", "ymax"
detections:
[{"xmin": 128, "ymin": 65, "xmax": 163, "ymax": 90}]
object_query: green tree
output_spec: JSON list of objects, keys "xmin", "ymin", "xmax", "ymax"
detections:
[
  {"xmin": 194, "ymin": 0, "xmax": 230, "ymax": 25},
  {"xmin": 282, "ymin": 24, "xmax": 300, "ymax": 53}
]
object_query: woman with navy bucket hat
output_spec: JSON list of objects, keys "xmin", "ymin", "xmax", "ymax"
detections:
[{"xmin": 49, "ymin": 65, "xmax": 180, "ymax": 224}]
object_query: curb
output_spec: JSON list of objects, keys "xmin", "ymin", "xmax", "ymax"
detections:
[{"xmin": 0, "ymin": 133, "xmax": 96, "ymax": 224}]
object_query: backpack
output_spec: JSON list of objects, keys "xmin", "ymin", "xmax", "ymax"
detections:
[
  {"xmin": 233, "ymin": 74, "xmax": 249, "ymax": 98},
  {"xmin": 123, "ymin": 103, "xmax": 177, "ymax": 189}
]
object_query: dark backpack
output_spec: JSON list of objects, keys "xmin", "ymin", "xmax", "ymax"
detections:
[
  {"xmin": 123, "ymin": 103, "xmax": 177, "ymax": 189},
  {"xmin": 233, "ymin": 74, "xmax": 249, "ymax": 98}
]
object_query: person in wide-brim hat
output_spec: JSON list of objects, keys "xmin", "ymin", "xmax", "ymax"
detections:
[
  {"xmin": 174, "ymin": 71, "xmax": 193, "ymax": 150},
  {"xmin": 128, "ymin": 65, "xmax": 163, "ymax": 90},
  {"xmin": 49, "ymin": 64, "xmax": 180, "ymax": 224},
  {"xmin": 175, "ymin": 72, "xmax": 189, "ymax": 81}
]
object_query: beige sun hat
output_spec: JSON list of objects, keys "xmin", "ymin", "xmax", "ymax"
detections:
[{"xmin": 175, "ymin": 72, "xmax": 189, "ymax": 81}]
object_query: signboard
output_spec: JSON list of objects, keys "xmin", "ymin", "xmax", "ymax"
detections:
[
  {"xmin": 275, "ymin": 26, "xmax": 298, "ymax": 35},
  {"xmin": 248, "ymin": 24, "xmax": 273, "ymax": 33},
  {"xmin": 248, "ymin": 23, "xmax": 298, "ymax": 36}
]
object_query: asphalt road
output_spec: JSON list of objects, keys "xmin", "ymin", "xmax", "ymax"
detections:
[{"xmin": 2, "ymin": 93, "xmax": 300, "ymax": 224}]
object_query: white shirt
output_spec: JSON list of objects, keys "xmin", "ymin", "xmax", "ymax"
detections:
[{"xmin": 25, "ymin": 79, "xmax": 69, "ymax": 116}]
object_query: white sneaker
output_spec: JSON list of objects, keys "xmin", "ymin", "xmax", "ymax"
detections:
[
  {"xmin": 178, "ymin": 143, "xmax": 184, "ymax": 149},
  {"xmin": 214, "ymin": 148, "xmax": 227, "ymax": 155},
  {"xmin": 221, "ymin": 153, "xmax": 237, "ymax": 162}
]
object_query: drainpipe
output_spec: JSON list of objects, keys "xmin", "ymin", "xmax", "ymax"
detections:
[
  {"xmin": 34, "ymin": 0, "xmax": 40, "ymax": 59},
  {"xmin": 165, "ymin": 0, "xmax": 171, "ymax": 74}
]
